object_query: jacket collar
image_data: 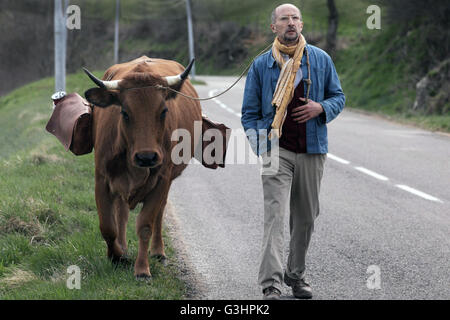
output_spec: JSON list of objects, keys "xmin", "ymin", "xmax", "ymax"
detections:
[
  {"xmin": 267, "ymin": 48, "xmax": 277, "ymax": 68},
  {"xmin": 267, "ymin": 43, "xmax": 309, "ymax": 69}
]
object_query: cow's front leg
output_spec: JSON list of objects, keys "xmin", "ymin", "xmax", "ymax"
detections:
[
  {"xmin": 150, "ymin": 198, "xmax": 168, "ymax": 264},
  {"xmin": 135, "ymin": 214, "xmax": 152, "ymax": 280},
  {"xmin": 95, "ymin": 176, "xmax": 125, "ymax": 263},
  {"xmin": 115, "ymin": 197, "xmax": 131, "ymax": 264},
  {"xmin": 134, "ymin": 177, "xmax": 171, "ymax": 279}
]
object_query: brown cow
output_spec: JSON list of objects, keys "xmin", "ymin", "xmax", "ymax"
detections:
[{"xmin": 83, "ymin": 56, "xmax": 201, "ymax": 280}]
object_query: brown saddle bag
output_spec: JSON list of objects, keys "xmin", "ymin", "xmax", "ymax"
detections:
[
  {"xmin": 196, "ymin": 116, "xmax": 231, "ymax": 169},
  {"xmin": 45, "ymin": 92, "xmax": 93, "ymax": 156}
]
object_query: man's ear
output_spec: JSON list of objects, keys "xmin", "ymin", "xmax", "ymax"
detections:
[
  {"xmin": 84, "ymin": 88, "xmax": 119, "ymax": 107},
  {"xmin": 270, "ymin": 23, "xmax": 276, "ymax": 33}
]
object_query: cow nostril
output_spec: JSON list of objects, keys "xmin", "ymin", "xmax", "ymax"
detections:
[
  {"xmin": 149, "ymin": 153, "xmax": 158, "ymax": 163},
  {"xmin": 135, "ymin": 152, "xmax": 159, "ymax": 167}
]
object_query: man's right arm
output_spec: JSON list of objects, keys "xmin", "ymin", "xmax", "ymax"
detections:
[{"xmin": 241, "ymin": 62, "xmax": 262, "ymax": 155}]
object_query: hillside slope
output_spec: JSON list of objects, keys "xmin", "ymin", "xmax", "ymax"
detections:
[
  {"xmin": 336, "ymin": 25, "xmax": 450, "ymax": 132},
  {"xmin": 1, "ymin": 0, "xmax": 447, "ymax": 132}
]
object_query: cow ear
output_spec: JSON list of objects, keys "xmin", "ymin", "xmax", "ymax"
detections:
[
  {"xmin": 84, "ymin": 88, "xmax": 119, "ymax": 108},
  {"xmin": 165, "ymin": 82, "xmax": 184, "ymax": 100}
]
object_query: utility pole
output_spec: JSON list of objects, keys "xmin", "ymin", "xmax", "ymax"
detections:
[
  {"xmin": 54, "ymin": 0, "xmax": 66, "ymax": 92},
  {"xmin": 62, "ymin": 0, "xmax": 69, "ymax": 84},
  {"xmin": 185, "ymin": 0, "xmax": 195, "ymax": 79},
  {"xmin": 114, "ymin": 0, "xmax": 120, "ymax": 64}
]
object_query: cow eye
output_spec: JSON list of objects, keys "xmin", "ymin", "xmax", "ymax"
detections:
[
  {"xmin": 160, "ymin": 107, "xmax": 168, "ymax": 120},
  {"xmin": 121, "ymin": 110, "xmax": 130, "ymax": 121}
]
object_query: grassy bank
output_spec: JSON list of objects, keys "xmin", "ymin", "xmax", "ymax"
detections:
[
  {"xmin": 0, "ymin": 73, "xmax": 186, "ymax": 299},
  {"xmin": 335, "ymin": 25, "xmax": 450, "ymax": 133}
]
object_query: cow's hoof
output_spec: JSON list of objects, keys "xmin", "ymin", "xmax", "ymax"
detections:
[
  {"xmin": 111, "ymin": 254, "xmax": 132, "ymax": 267},
  {"xmin": 151, "ymin": 254, "xmax": 167, "ymax": 266},
  {"xmin": 135, "ymin": 273, "xmax": 152, "ymax": 282}
]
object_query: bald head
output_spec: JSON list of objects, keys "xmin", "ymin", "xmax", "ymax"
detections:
[
  {"xmin": 270, "ymin": 3, "xmax": 304, "ymax": 46},
  {"xmin": 271, "ymin": 3, "xmax": 302, "ymax": 24}
]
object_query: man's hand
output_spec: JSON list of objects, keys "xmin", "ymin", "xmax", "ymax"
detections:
[{"xmin": 291, "ymin": 98, "xmax": 324, "ymax": 123}]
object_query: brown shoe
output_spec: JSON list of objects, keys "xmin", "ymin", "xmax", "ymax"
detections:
[
  {"xmin": 284, "ymin": 272, "xmax": 313, "ymax": 299},
  {"xmin": 263, "ymin": 286, "xmax": 281, "ymax": 300}
]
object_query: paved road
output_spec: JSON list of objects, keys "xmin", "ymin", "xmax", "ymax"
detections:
[{"xmin": 166, "ymin": 76, "xmax": 450, "ymax": 300}]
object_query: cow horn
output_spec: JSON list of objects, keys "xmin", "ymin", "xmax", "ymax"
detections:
[
  {"xmin": 164, "ymin": 59, "xmax": 195, "ymax": 86},
  {"xmin": 83, "ymin": 67, "xmax": 122, "ymax": 90}
]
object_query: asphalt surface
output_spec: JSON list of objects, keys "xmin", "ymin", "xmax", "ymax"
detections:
[{"xmin": 165, "ymin": 76, "xmax": 450, "ymax": 300}]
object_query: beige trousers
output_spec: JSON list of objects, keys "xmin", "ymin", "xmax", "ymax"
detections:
[{"xmin": 259, "ymin": 147, "xmax": 326, "ymax": 292}]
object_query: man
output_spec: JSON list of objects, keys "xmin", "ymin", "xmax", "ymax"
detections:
[{"xmin": 241, "ymin": 3, "xmax": 345, "ymax": 300}]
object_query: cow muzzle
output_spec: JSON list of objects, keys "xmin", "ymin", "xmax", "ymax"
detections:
[{"xmin": 134, "ymin": 151, "xmax": 161, "ymax": 168}]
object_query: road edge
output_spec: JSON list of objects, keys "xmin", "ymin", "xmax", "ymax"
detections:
[
  {"xmin": 164, "ymin": 200, "xmax": 208, "ymax": 299},
  {"xmin": 345, "ymin": 107, "xmax": 450, "ymax": 138}
]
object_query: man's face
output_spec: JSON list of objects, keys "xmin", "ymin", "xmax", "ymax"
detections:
[{"xmin": 271, "ymin": 5, "xmax": 303, "ymax": 45}]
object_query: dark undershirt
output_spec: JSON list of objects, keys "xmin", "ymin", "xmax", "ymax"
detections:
[{"xmin": 279, "ymin": 79, "xmax": 307, "ymax": 153}]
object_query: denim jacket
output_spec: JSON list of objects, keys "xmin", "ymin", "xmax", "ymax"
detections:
[{"xmin": 241, "ymin": 44, "xmax": 345, "ymax": 155}]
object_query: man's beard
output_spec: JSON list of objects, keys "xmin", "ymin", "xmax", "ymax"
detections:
[{"xmin": 283, "ymin": 30, "xmax": 299, "ymax": 42}]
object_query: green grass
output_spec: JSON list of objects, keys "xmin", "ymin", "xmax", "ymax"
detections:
[
  {"xmin": 0, "ymin": 72, "xmax": 186, "ymax": 299},
  {"xmin": 190, "ymin": 79, "xmax": 207, "ymax": 85},
  {"xmin": 396, "ymin": 114, "xmax": 450, "ymax": 133},
  {"xmin": 335, "ymin": 25, "xmax": 450, "ymax": 133}
]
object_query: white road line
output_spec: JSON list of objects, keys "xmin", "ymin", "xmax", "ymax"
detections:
[
  {"xmin": 208, "ymin": 89, "xmax": 241, "ymax": 118},
  {"xmin": 354, "ymin": 166, "xmax": 389, "ymax": 181},
  {"xmin": 207, "ymin": 87, "xmax": 443, "ymax": 204},
  {"xmin": 327, "ymin": 153, "xmax": 350, "ymax": 164},
  {"xmin": 396, "ymin": 185, "xmax": 443, "ymax": 203}
]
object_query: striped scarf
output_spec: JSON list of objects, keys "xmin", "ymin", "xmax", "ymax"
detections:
[{"xmin": 270, "ymin": 34, "xmax": 306, "ymax": 139}]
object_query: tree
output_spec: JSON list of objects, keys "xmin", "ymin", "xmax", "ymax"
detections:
[{"xmin": 325, "ymin": 0, "xmax": 338, "ymax": 59}]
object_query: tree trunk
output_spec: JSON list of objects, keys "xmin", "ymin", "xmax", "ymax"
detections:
[{"xmin": 326, "ymin": 0, "xmax": 338, "ymax": 59}]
